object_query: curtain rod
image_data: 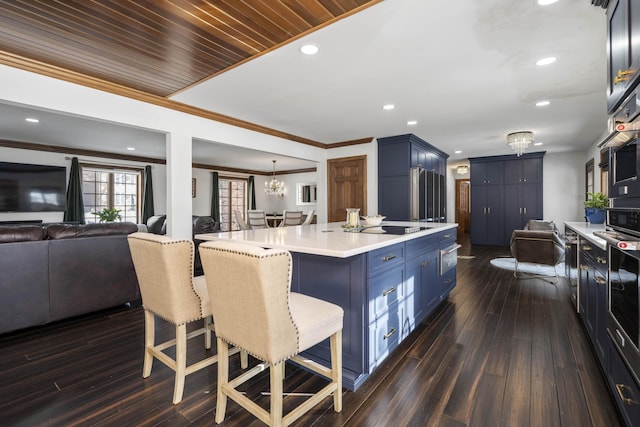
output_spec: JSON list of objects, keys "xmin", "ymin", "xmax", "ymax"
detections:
[{"xmin": 64, "ymin": 157, "xmax": 154, "ymax": 168}]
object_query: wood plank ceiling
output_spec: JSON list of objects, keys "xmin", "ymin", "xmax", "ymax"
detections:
[{"xmin": 0, "ymin": 0, "xmax": 380, "ymax": 145}]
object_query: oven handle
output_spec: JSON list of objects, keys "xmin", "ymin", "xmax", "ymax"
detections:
[{"xmin": 441, "ymin": 244, "xmax": 462, "ymax": 255}]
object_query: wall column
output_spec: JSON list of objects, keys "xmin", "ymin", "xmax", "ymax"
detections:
[{"xmin": 165, "ymin": 130, "xmax": 192, "ymax": 239}]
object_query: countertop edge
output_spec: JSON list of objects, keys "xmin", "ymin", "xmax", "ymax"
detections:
[
  {"xmin": 196, "ymin": 222, "xmax": 458, "ymax": 258},
  {"xmin": 564, "ymin": 222, "xmax": 607, "ymax": 250}
]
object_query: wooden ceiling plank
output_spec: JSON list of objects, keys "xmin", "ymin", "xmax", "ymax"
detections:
[
  {"xmin": 97, "ymin": 0, "xmax": 248, "ymax": 70},
  {"xmin": 212, "ymin": 0, "xmax": 304, "ymax": 43},
  {"xmin": 281, "ymin": 0, "xmax": 334, "ymax": 27},
  {"xmin": 172, "ymin": 0, "xmax": 274, "ymax": 52}
]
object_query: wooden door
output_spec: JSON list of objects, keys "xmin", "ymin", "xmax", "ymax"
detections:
[
  {"xmin": 327, "ymin": 156, "xmax": 367, "ymax": 223},
  {"xmin": 455, "ymin": 179, "xmax": 470, "ymax": 233}
]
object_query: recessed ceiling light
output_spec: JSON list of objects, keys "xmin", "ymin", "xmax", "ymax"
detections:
[
  {"xmin": 126, "ymin": 147, "xmax": 136, "ymax": 151},
  {"xmin": 382, "ymin": 104, "xmax": 395, "ymax": 110},
  {"xmin": 534, "ymin": 142, "xmax": 544, "ymax": 146},
  {"xmin": 454, "ymin": 150, "xmax": 462, "ymax": 154},
  {"xmin": 536, "ymin": 56, "xmax": 556, "ymax": 66},
  {"xmin": 407, "ymin": 120, "xmax": 417, "ymax": 125},
  {"xmin": 300, "ymin": 44, "xmax": 319, "ymax": 55},
  {"xmin": 536, "ymin": 100, "xmax": 550, "ymax": 107},
  {"xmin": 538, "ymin": 0, "xmax": 559, "ymax": 5},
  {"xmin": 25, "ymin": 118, "xmax": 39, "ymax": 123}
]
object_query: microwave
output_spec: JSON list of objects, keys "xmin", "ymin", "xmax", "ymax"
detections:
[{"xmin": 611, "ymin": 138, "xmax": 640, "ymax": 199}]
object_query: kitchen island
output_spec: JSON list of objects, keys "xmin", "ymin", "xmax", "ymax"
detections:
[{"xmin": 196, "ymin": 221, "xmax": 459, "ymax": 390}]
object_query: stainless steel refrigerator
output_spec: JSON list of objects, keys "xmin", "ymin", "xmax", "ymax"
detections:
[{"xmin": 410, "ymin": 167, "xmax": 445, "ymax": 222}]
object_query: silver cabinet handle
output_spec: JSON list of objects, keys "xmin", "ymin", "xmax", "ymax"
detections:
[
  {"xmin": 487, "ymin": 207, "xmax": 491, "ymax": 214},
  {"xmin": 523, "ymin": 207, "xmax": 527, "ymax": 215},
  {"xmin": 382, "ymin": 254, "xmax": 396, "ymax": 262},
  {"xmin": 383, "ymin": 328, "xmax": 397, "ymax": 340},
  {"xmin": 421, "ymin": 260, "xmax": 430, "ymax": 267},
  {"xmin": 382, "ymin": 287, "xmax": 397, "ymax": 296},
  {"xmin": 596, "ymin": 256, "xmax": 607, "ymax": 264}
]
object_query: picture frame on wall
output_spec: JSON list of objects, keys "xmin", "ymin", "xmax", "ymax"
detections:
[{"xmin": 192, "ymin": 178, "xmax": 196, "ymax": 198}]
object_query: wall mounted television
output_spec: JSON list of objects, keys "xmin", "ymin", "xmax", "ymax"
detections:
[{"xmin": 0, "ymin": 161, "xmax": 67, "ymax": 212}]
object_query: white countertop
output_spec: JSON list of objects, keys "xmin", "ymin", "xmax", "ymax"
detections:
[
  {"xmin": 564, "ymin": 221, "xmax": 607, "ymax": 250},
  {"xmin": 196, "ymin": 221, "xmax": 458, "ymax": 258}
]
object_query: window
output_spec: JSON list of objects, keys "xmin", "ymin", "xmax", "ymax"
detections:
[
  {"xmin": 219, "ymin": 177, "xmax": 247, "ymax": 231},
  {"xmin": 82, "ymin": 164, "xmax": 142, "ymax": 223}
]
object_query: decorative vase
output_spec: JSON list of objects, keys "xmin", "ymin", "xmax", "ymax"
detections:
[{"xmin": 585, "ymin": 207, "xmax": 605, "ymax": 224}]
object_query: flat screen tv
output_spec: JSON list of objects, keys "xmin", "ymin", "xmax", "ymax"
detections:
[{"xmin": 0, "ymin": 161, "xmax": 67, "ymax": 212}]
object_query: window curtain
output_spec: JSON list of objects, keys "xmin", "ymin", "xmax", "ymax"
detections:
[
  {"xmin": 303, "ymin": 185, "xmax": 311, "ymax": 202},
  {"xmin": 63, "ymin": 157, "xmax": 85, "ymax": 224},
  {"xmin": 248, "ymin": 175, "xmax": 256, "ymax": 210},
  {"xmin": 211, "ymin": 172, "xmax": 220, "ymax": 222},
  {"xmin": 141, "ymin": 165, "xmax": 154, "ymax": 224}
]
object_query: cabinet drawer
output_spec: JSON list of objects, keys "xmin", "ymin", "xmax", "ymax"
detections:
[
  {"xmin": 406, "ymin": 234, "xmax": 439, "ymax": 259},
  {"xmin": 608, "ymin": 341, "xmax": 640, "ymax": 426},
  {"xmin": 368, "ymin": 266, "xmax": 404, "ymax": 319},
  {"xmin": 369, "ymin": 304, "xmax": 401, "ymax": 370},
  {"xmin": 440, "ymin": 268, "xmax": 456, "ymax": 299},
  {"xmin": 438, "ymin": 229, "xmax": 457, "ymax": 247},
  {"xmin": 368, "ymin": 242, "xmax": 404, "ymax": 276}
]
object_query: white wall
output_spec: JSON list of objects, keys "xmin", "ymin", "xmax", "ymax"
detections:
[{"xmin": 543, "ymin": 151, "xmax": 586, "ymax": 227}]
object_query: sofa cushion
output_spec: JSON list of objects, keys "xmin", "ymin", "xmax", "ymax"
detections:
[
  {"xmin": 0, "ymin": 225, "xmax": 46, "ymax": 243},
  {"xmin": 192, "ymin": 216, "xmax": 218, "ymax": 234},
  {"xmin": 47, "ymin": 222, "xmax": 138, "ymax": 239},
  {"xmin": 146, "ymin": 215, "xmax": 167, "ymax": 235}
]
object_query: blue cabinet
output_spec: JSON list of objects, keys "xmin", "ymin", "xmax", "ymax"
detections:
[
  {"xmin": 470, "ymin": 152, "xmax": 544, "ymax": 246},
  {"xmin": 292, "ymin": 228, "xmax": 458, "ymax": 390},
  {"xmin": 378, "ymin": 134, "xmax": 449, "ymax": 221}
]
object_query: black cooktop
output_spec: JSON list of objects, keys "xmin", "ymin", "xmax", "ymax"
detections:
[{"xmin": 360, "ymin": 225, "xmax": 428, "ymax": 235}]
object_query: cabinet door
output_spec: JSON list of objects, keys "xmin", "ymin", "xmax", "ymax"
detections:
[
  {"xmin": 379, "ymin": 176, "xmax": 409, "ymax": 220},
  {"xmin": 470, "ymin": 186, "xmax": 505, "ymax": 246},
  {"xmin": 504, "ymin": 184, "xmax": 541, "ymax": 232},
  {"xmin": 471, "ymin": 161, "xmax": 504, "ymax": 186},
  {"xmin": 504, "ymin": 158, "xmax": 542, "ymax": 185},
  {"xmin": 608, "ymin": 0, "xmax": 632, "ymax": 112}
]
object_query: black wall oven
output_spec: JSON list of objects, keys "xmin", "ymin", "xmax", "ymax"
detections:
[
  {"xmin": 611, "ymin": 138, "xmax": 640, "ymax": 199},
  {"xmin": 609, "ymin": 244, "xmax": 640, "ymax": 386},
  {"xmin": 602, "ymin": 208, "xmax": 640, "ymax": 386}
]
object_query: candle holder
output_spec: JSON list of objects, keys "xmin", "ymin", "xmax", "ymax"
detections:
[{"xmin": 346, "ymin": 208, "xmax": 360, "ymax": 228}]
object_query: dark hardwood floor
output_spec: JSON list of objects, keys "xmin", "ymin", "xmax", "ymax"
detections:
[{"xmin": 0, "ymin": 233, "xmax": 623, "ymax": 426}]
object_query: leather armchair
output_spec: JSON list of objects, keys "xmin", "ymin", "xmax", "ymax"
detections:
[{"xmin": 510, "ymin": 229, "xmax": 566, "ymax": 282}]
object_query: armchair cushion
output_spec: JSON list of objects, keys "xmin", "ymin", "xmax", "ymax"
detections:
[{"xmin": 523, "ymin": 220, "xmax": 558, "ymax": 232}]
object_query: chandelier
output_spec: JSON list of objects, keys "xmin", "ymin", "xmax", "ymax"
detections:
[
  {"xmin": 264, "ymin": 160, "xmax": 285, "ymax": 197},
  {"xmin": 506, "ymin": 131, "xmax": 534, "ymax": 156}
]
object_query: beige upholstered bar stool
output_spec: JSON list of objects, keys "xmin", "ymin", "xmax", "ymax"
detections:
[
  {"xmin": 199, "ymin": 240, "xmax": 344, "ymax": 427},
  {"xmin": 128, "ymin": 232, "xmax": 241, "ymax": 404}
]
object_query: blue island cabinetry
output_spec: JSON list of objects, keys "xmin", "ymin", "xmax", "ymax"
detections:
[{"xmin": 291, "ymin": 228, "xmax": 458, "ymax": 390}]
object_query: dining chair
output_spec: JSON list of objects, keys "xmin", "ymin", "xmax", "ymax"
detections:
[
  {"xmin": 127, "ymin": 232, "xmax": 244, "ymax": 404},
  {"xmin": 247, "ymin": 209, "xmax": 269, "ymax": 229},
  {"xmin": 233, "ymin": 209, "xmax": 252, "ymax": 230},
  {"xmin": 279, "ymin": 210, "xmax": 303, "ymax": 227},
  {"xmin": 199, "ymin": 240, "xmax": 344, "ymax": 426},
  {"xmin": 302, "ymin": 209, "xmax": 316, "ymax": 225}
]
